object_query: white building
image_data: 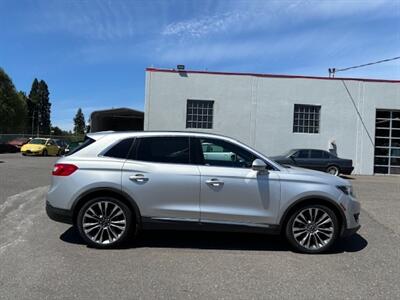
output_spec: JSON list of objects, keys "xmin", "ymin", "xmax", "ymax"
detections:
[{"xmin": 144, "ymin": 67, "xmax": 400, "ymax": 175}]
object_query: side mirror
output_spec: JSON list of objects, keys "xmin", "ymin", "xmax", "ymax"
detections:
[{"xmin": 252, "ymin": 159, "xmax": 267, "ymax": 171}]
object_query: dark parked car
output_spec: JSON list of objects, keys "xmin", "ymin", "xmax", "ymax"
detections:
[
  {"xmin": 0, "ymin": 143, "xmax": 19, "ymax": 153},
  {"xmin": 7, "ymin": 137, "xmax": 31, "ymax": 149},
  {"xmin": 270, "ymin": 149, "xmax": 353, "ymax": 176},
  {"xmin": 54, "ymin": 139, "xmax": 69, "ymax": 155},
  {"xmin": 64, "ymin": 141, "xmax": 83, "ymax": 155}
]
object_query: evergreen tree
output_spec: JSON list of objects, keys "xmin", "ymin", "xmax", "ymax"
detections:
[
  {"xmin": 73, "ymin": 108, "xmax": 85, "ymax": 135},
  {"xmin": 27, "ymin": 79, "xmax": 40, "ymax": 135},
  {"xmin": 16, "ymin": 91, "xmax": 28, "ymax": 133},
  {"xmin": 51, "ymin": 126, "xmax": 63, "ymax": 136},
  {"xmin": 27, "ymin": 79, "xmax": 51, "ymax": 135},
  {"xmin": 51, "ymin": 126, "xmax": 70, "ymax": 136},
  {"xmin": 0, "ymin": 68, "xmax": 27, "ymax": 133},
  {"xmin": 38, "ymin": 80, "xmax": 51, "ymax": 135}
]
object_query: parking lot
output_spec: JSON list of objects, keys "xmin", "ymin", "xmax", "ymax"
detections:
[{"xmin": 0, "ymin": 153, "xmax": 399, "ymax": 299}]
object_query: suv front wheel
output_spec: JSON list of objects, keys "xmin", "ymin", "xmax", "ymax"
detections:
[
  {"xmin": 285, "ymin": 204, "xmax": 339, "ymax": 254},
  {"xmin": 77, "ymin": 197, "xmax": 134, "ymax": 248}
]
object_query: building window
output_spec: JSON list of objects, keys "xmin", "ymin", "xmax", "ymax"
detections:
[
  {"xmin": 293, "ymin": 104, "xmax": 321, "ymax": 134},
  {"xmin": 186, "ymin": 100, "xmax": 214, "ymax": 129}
]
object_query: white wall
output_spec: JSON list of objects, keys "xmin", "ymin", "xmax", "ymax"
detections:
[{"xmin": 145, "ymin": 70, "xmax": 400, "ymax": 175}]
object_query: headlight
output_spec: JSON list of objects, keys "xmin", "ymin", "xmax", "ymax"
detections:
[{"xmin": 337, "ymin": 185, "xmax": 355, "ymax": 197}]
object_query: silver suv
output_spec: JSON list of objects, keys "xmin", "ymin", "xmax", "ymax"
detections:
[{"xmin": 46, "ymin": 131, "xmax": 360, "ymax": 253}]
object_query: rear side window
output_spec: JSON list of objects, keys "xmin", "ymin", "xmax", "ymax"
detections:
[
  {"xmin": 65, "ymin": 137, "xmax": 95, "ymax": 156},
  {"xmin": 103, "ymin": 138, "xmax": 134, "ymax": 159},
  {"xmin": 310, "ymin": 150, "xmax": 323, "ymax": 158},
  {"xmin": 293, "ymin": 150, "xmax": 309, "ymax": 158},
  {"xmin": 133, "ymin": 137, "xmax": 190, "ymax": 164}
]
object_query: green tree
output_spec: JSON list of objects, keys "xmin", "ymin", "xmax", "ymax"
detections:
[
  {"xmin": 73, "ymin": 108, "xmax": 85, "ymax": 135},
  {"xmin": 27, "ymin": 79, "xmax": 51, "ymax": 135},
  {"xmin": 51, "ymin": 126, "xmax": 70, "ymax": 136},
  {"xmin": 27, "ymin": 79, "xmax": 39, "ymax": 135},
  {"xmin": 0, "ymin": 68, "xmax": 27, "ymax": 133},
  {"xmin": 16, "ymin": 91, "xmax": 28, "ymax": 133},
  {"xmin": 38, "ymin": 80, "xmax": 51, "ymax": 135},
  {"xmin": 51, "ymin": 126, "xmax": 63, "ymax": 136}
]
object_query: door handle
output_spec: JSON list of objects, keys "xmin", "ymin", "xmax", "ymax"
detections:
[
  {"xmin": 129, "ymin": 174, "xmax": 149, "ymax": 183},
  {"xmin": 205, "ymin": 178, "xmax": 224, "ymax": 187}
]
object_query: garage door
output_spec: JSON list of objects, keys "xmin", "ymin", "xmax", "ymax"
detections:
[{"xmin": 374, "ymin": 109, "xmax": 400, "ymax": 174}]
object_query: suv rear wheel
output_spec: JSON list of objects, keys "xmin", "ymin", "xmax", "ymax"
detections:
[
  {"xmin": 77, "ymin": 197, "xmax": 134, "ymax": 248},
  {"xmin": 285, "ymin": 204, "xmax": 339, "ymax": 254}
]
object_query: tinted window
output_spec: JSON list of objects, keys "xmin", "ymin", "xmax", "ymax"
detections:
[
  {"xmin": 135, "ymin": 137, "xmax": 190, "ymax": 164},
  {"xmin": 293, "ymin": 150, "xmax": 309, "ymax": 158},
  {"xmin": 65, "ymin": 137, "xmax": 95, "ymax": 156},
  {"xmin": 104, "ymin": 138, "xmax": 134, "ymax": 159},
  {"xmin": 310, "ymin": 150, "xmax": 324, "ymax": 158},
  {"xmin": 199, "ymin": 138, "xmax": 257, "ymax": 168}
]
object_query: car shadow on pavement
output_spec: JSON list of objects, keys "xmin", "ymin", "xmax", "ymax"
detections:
[{"xmin": 60, "ymin": 226, "xmax": 367, "ymax": 253}]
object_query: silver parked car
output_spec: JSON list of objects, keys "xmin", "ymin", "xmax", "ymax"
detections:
[{"xmin": 46, "ymin": 131, "xmax": 360, "ymax": 253}]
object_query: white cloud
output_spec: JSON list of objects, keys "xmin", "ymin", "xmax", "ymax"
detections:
[
  {"xmin": 162, "ymin": 11, "xmax": 245, "ymax": 38},
  {"xmin": 160, "ymin": 0, "xmax": 394, "ymax": 40}
]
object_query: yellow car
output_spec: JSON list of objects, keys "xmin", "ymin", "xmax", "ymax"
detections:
[{"xmin": 21, "ymin": 138, "xmax": 61, "ymax": 156}]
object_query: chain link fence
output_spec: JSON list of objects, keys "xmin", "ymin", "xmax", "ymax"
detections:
[{"xmin": 0, "ymin": 133, "xmax": 85, "ymax": 144}]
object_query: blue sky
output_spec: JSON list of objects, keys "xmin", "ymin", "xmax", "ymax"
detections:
[{"xmin": 1, "ymin": 0, "xmax": 399, "ymax": 130}]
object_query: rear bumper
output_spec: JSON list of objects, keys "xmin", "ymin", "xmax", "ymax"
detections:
[
  {"xmin": 46, "ymin": 201, "xmax": 73, "ymax": 224},
  {"xmin": 341, "ymin": 167, "xmax": 354, "ymax": 175}
]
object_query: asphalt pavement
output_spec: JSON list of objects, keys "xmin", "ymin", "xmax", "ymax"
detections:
[
  {"xmin": 0, "ymin": 153, "xmax": 57, "ymax": 205},
  {"xmin": 0, "ymin": 153, "xmax": 399, "ymax": 299}
]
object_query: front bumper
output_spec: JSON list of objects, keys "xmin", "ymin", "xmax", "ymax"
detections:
[
  {"xmin": 21, "ymin": 150, "xmax": 42, "ymax": 155},
  {"xmin": 46, "ymin": 201, "xmax": 73, "ymax": 224},
  {"xmin": 342, "ymin": 224, "xmax": 361, "ymax": 237},
  {"xmin": 340, "ymin": 194, "xmax": 361, "ymax": 237}
]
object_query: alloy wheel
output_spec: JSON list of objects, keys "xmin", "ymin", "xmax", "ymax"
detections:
[
  {"xmin": 327, "ymin": 166, "xmax": 339, "ymax": 176},
  {"xmin": 291, "ymin": 207, "xmax": 334, "ymax": 251},
  {"xmin": 82, "ymin": 201, "xmax": 127, "ymax": 245}
]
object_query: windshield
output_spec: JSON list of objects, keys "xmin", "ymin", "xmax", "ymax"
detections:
[
  {"xmin": 284, "ymin": 149, "xmax": 297, "ymax": 157},
  {"xmin": 29, "ymin": 138, "xmax": 47, "ymax": 145}
]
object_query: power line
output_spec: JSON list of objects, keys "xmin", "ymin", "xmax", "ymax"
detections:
[{"xmin": 328, "ymin": 56, "xmax": 400, "ymax": 77}]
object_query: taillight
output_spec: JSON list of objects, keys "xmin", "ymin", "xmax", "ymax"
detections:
[{"xmin": 52, "ymin": 164, "xmax": 78, "ymax": 176}]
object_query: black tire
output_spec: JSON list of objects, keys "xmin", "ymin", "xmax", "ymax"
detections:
[
  {"xmin": 326, "ymin": 165, "xmax": 340, "ymax": 176},
  {"xmin": 42, "ymin": 149, "xmax": 48, "ymax": 156},
  {"xmin": 77, "ymin": 197, "xmax": 134, "ymax": 249},
  {"xmin": 285, "ymin": 204, "xmax": 339, "ymax": 254}
]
